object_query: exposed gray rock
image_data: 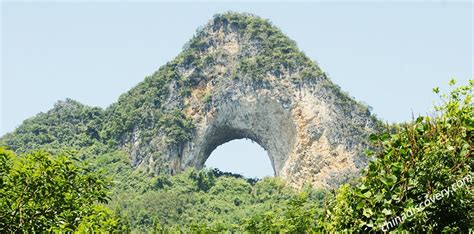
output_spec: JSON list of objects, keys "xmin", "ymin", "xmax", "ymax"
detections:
[{"xmin": 122, "ymin": 13, "xmax": 380, "ymax": 188}]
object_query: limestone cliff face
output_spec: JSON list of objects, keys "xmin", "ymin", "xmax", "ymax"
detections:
[{"xmin": 113, "ymin": 13, "xmax": 379, "ymax": 188}]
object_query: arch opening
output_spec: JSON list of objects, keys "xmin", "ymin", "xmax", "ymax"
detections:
[
  {"xmin": 180, "ymin": 96, "xmax": 298, "ymax": 179},
  {"xmin": 204, "ymin": 138, "xmax": 274, "ymax": 179}
]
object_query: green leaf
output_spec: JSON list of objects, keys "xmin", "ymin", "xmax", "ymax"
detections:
[
  {"xmin": 369, "ymin": 134, "xmax": 379, "ymax": 142},
  {"xmin": 416, "ymin": 116, "xmax": 424, "ymax": 123},
  {"xmin": 380, "ymin": 133, "xmax": 390, "ymax": 141},
  {"xmin": 381, "ymin": 208, "xmax": 392, "ymax": 216},
  {"xmin": 363, "ymin": 191, "xmax": 373, "ymax": 198},
  {"xmin": 363, "ymin": 208, "xmax": 374, "ymax": 218},
  {"xmin": 380, "ymin": 175, "xmax": 397, "ymax": 187},
  {"xmin": 448, "ymin": 78, "xmax": 456, "ymax": 86}
]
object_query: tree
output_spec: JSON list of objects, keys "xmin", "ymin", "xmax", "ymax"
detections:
[{"xmin": 0, "ymin": 148, "xmax": 124, "ymax": 232}]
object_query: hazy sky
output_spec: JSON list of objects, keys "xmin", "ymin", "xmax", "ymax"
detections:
[{"xmin": 1, "ymin": 1, "xmax": 472, "ymax": 178}]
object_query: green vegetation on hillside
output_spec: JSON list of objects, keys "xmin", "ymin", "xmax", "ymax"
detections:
[
  {"xmin": 101, "ymin": 64, "xmax": 191, "ymax": 148},
  {"xmin": 109, "ymin": 169, "xmax": 327, "ymax": 232},
  {"xmin": 1, "ymin": 80, "xmax": 471, "ymax": 232},
  {"xmin": 0, "ymin": 99, "xmax": 105, "ymax": 154},
  {"xmin": 211, "ymin": 12, "xmax": 323, "ymax": 81}
]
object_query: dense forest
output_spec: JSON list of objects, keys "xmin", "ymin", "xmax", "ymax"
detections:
[{"xmin": 1, "ymin": 79, "xmax": 472, "ymax": 232}]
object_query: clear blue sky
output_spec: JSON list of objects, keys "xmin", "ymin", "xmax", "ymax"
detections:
[{"xmin": 1, "ymin": 1, "xmax": 472, "ymax": 178}]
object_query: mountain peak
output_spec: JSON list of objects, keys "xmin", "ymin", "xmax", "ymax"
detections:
[
  {"xmin": 101, "ymin": 13, "xmax": 377, "ymax": 188},
  {"xmin": 176, "ymin": 12, "xmax": 324, "ymax": 86},
  {"xmin": 208, "ymin": 12, "xmax": 273, "ymax": 33}
]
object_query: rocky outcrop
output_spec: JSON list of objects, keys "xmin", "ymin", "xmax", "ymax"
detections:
[{"xmin": 116, "ymin": 13, "xmax": 379, "ymax": 188}]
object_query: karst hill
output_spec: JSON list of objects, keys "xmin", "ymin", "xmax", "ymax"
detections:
[{"xmin": 1, "ymin": 13, "xmax": 380, "ymax": 188}]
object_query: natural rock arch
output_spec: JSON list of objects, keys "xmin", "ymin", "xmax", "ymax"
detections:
[
  {"xmin": 115, "ymin": 13, "xmax": 379, "ymax": 188},
  {"xmin": 164, "ymin": 76, "xmax": 378, "ymax": 189},
  {"xmin": 184, "ymin": 95, "xmax": 297, "ymax": 176}
]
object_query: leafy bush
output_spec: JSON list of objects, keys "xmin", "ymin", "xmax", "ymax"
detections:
[
  {"xmin": 0, "ymin": 148, "xmax": 125, "ymax": 232},
  {"xmin": 319, "ymin": 80, "xmax": 473, "ymax": 232}
]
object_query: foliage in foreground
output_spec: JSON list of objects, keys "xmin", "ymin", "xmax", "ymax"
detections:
[
  {"xmin": 320, "ymin": 79, "xmax": 473, "ymax": 232},
  {"xmin": 0, "ymin": 148, "xmax": 126, "ymax": 233}
]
